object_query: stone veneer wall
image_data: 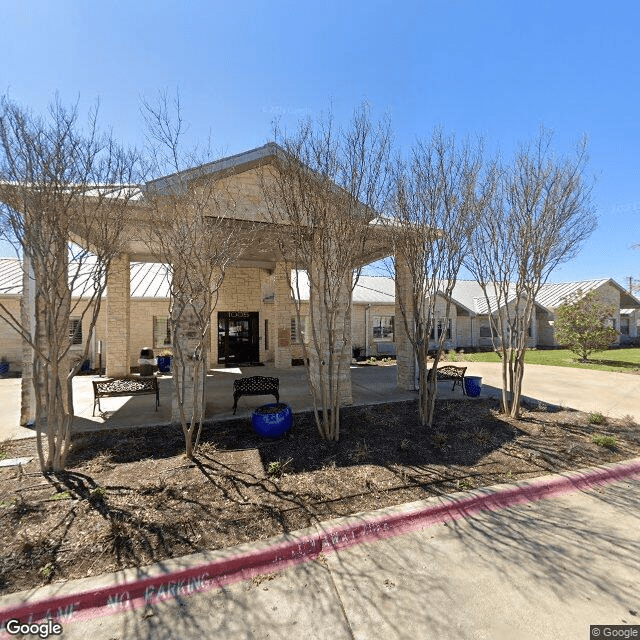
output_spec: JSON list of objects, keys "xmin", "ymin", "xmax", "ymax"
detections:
[
  {"xmin": 106, "ymin": 254, "xmax": 130, "ymax": 376},
  {"xmin": 395, "ymin": 257, "xmax": 416, "ymax": 390},
  {"xmin": 455, "ymin": 315, "xmax": 474, "ymax": 348},
  {"xmin": 2, "ymin": 278, "xmax": 633, "ymax": 376},
  {"xmin": 211, "ymin": 267, "xmax": 275, "ymax": 366}
]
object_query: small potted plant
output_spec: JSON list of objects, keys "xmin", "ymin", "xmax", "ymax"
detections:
[
  {"xmin": 156, "ymin": 349, "xmax": 172, "ymax": 373},
  {"xmin": 0, "ymin": 356, "xmax": 9, "ymax": 376}
]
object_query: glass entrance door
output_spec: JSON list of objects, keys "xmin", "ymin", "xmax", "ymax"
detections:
[{"xmin": 217, "ymin": 312, "xmax": 260, "ymax": 365}]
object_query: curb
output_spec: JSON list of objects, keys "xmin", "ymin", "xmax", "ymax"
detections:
[{"xmin": 1, "ymin": 457, "xmax": 639, "ymax": 629}]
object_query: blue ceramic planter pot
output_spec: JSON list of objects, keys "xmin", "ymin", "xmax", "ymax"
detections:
[
  {"xmin": 157, "ymin": 356, "xmax": 171, "ymax": 373},
  {"xmin": 464, "ymin": 375, "xmax": 483, "ymax": 398},
  {"xmin": 251, "ymin": 403, "xmax": 293, "ymax": 438}
]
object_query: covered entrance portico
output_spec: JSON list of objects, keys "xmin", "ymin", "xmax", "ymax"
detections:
[{"xmin": 19, "ymin": 144, "xmax": 417, "ymax": 425}]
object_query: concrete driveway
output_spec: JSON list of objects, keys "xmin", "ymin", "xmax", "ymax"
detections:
[{"xmin": 457, "ymin": 361, "xmax": 640, "ymax": 420}]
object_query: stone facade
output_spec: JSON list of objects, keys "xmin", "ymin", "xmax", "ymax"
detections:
[
  {"xmin": 395, "ymin": 256, "xmax": 416, "ymax": 391},
  {"xmin": 106, "ymin": 254, "xmax": 131, "ymax": 376},
  {"xmin": 455, "ymin": 315, "xmax": 475, "ymax": 349},
  {"xmin": 273, "ymin": 262, "xmax": 293, "ymax": 368},
  {"xmin": 3, "ymin": 277, "xmax": 637, "ymax": 376}
]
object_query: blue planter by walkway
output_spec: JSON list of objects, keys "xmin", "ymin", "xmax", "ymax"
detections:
[
  {"xmin": 0, "ymin": 361, "xmax": 9, "ymax": 376},
  {"xmin": 251, "ymin": 403, "xmax": 293, "ymax": 438},
  {"xmin": 464, "ymin": 375, "xmax": 483, "ymax": 398},
  {"xmin": 157, "ymin": 356, "xmax": 172, "ymax": 373}
]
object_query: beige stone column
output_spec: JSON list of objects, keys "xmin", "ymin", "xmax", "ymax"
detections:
[
  {"xmin": 395, "ymin": 254, "xmax": 417, "ymax": 391},
  {"xmin": 273, "ymin": 262, "xmax": 292, "ymax": 369},
  {"xmin": 307, "ymin": 260, "xmax": 352, "ymax": 406},
  {"xmin": 21, "ymin": 248, "xmax": 71, "ymax": 423},
  {"xmin": 20, "ymin": 256, "xmax": 36, "ymax": 425},
  {"xmin": 170, "ymin": 271, "xmax": 210, "ymax": 423},
  {"xmin": 106, "ymin": 254, "xmax": 130, "ymax": 377}
]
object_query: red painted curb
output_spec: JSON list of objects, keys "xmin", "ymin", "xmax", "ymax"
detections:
[{"xmin": 1, "ymin": 458, "xmax": 639, "ymax": 630}]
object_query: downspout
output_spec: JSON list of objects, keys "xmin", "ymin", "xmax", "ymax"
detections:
[{"xmin": 365, "ymin": 305, "xmax": 371, "ymax": 357}]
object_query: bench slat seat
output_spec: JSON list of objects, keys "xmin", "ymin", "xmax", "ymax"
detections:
[
  {"xmin": 427, "ymin": 365, "xmax": 467, "ymax": 395},
  {"xmin": 92, "ymin": 376, "xmax": 159, "ymax": 415},
  {"xmin": 233, "ymin": 376, "xmax": 279, "ymax": 415}
]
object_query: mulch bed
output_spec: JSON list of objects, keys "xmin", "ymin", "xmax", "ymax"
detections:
[{"xmin": 1, "ymin": 398, "xmax": 639, "ymax": 596}]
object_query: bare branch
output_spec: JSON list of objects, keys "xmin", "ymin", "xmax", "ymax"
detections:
[
  {"xmin": 466, "ymin": 127, "xmax": 596, "ymax": 417},
  {"xmin": 0, "ymin": 94, "xmax": 142, "ymax": 472},
  {"xmin": 260, "ymin": 103, "xmax": 392, "ymax": 440}
]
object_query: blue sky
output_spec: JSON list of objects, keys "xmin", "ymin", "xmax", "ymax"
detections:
[{"xmin": 1, "ymin": 0, "xmax": 639, "ymax": 285}]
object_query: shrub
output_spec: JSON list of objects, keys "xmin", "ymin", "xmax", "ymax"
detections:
[
  {"xmin": 588, "ymin": 412, "xmax": 605, "ymax": 425},
  {"xmin": 555, "ymin": 291, "xmax": 619, "ymax": 361},
  {"xmin": 592, "ymin": 435, "xmax": 616, "ymax": 448},
  {"xmin": 267, "ymin": 458, "xmax": 292, "ymax": 478}
]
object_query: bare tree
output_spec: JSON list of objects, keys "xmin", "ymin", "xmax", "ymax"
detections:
[
  {"xmin": 141, "ymin": 92, "xmax": 249, "ymax": 458},
  {"xmin": 261, "ymin": 105, "xmax": 391, "ymax": 441},
  {"xmin": 0, "ymin": 95, "xmax": 140, "ymax": 472},
  {"xmin": 387, "ymin": 129, "xmax": 483, "ymax": 427},
  {"xmin": 466, "ymin": 128, "xmax": 596, "ymax": 417}
]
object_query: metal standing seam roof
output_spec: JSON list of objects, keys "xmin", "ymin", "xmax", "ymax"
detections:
[
  {"xmin": 129, "ymin": 262, "xmax": 171, "ymax": 298},
  {"xmin": 534, "ymin": 279, "xmax": 612, "ymax": 308},
  {"xmin": 0, "ymin": 258, "xmax": 171, "ymax": 299},
  {"xmin": 0, "ymin": 258, "xmax": 22, "ymax": 295},
  {"xmin": 291, "ymin": 272, "xmax": 396, "ymax": 303},
  {"xmin": 0, "ymin": 258, "xmax": 637, "ymax": 310}
]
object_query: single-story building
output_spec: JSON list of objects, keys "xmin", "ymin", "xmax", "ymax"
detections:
[
  {"xmin": 2, "ymin": 143, "xmax": 639, "ymax": 426},
  {"xmin": 1, "ymin": 258, "xmax": 637, "ymax": 374}
]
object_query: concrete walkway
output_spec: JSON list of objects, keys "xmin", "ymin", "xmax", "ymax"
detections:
[
  {"xmin": 2, "ymin": 361, "xmax": 639, "ymax": 442},
  {"xmin": 2, "ymin": 470, "xmax": 638, "ymax": 639},
  {"xmin": 0, "ymin": 365, "xmax": 430, "ymax": 441}
]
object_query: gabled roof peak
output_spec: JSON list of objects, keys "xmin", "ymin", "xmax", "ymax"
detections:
[{"xmin": 144, "ymin": 143, "xmax": 283, "ymax": 195}]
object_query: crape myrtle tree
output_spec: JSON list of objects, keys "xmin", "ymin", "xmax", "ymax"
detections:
[
  {"xmin": 555, "ymin": 291, "xmax": 619, "ymax": 361},
  {"xmin": 466, "ymin": 128, "xmax": 596, "ymax": 418},
  {"xmin": 387, "ymin": 129, "xmax": 483, "ymax": 427},
  {"xmin": 261, "ymin": 105, "xmax": 391, "ymax": 441},
  {"xmin": 0, "ymin": 96, "xmax": 141, "ymax": 473},
  {"xmin": 141, "ymin": 92, "xmax": 251, "ymax": 458}
]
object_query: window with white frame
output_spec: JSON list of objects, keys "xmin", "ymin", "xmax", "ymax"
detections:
[
  {"xmin": 290, "ymin": 315, "xmax": 311, "ymax": 344},
  {"xmin": 372, "ymin": 315, "xmax": 394, "ymax": 341},
  {"xmin": 69, "ymin": 318, "xmax": 83, "ymax": 345},
  {"xmin": 153, "ymin": 317, "xmax": 172, "ymax": 349}
]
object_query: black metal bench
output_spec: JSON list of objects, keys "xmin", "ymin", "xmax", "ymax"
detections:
[
  {"xmin": 233, "ymin": 376, "xmax": 279, "ymax": 415},
  {"xmin": 427, "ymin": 365, "xmax": 467, "ymax": 395},
  {"xmin": 92, "ymin": 376, "xmax": 160, "ymax": 416}
]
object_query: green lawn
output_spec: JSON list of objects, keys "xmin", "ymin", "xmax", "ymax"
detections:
[{"xmin": 457, "ymin": 347, "xmax": 640, "ymax": 373}]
